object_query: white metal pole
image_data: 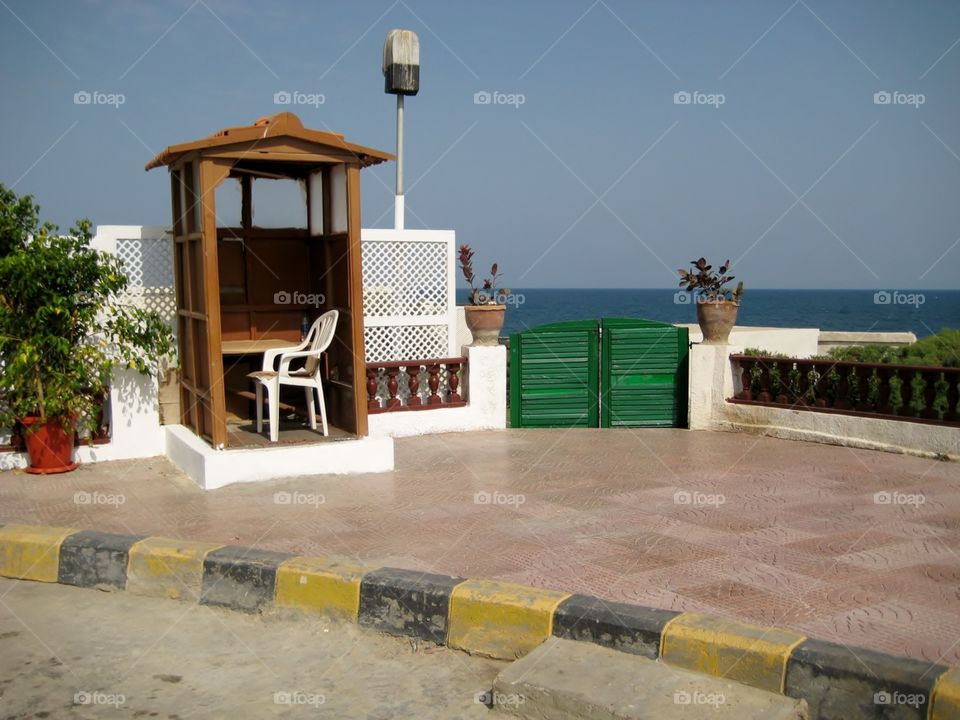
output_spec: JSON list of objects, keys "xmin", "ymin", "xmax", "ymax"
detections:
[{"xmin": 395, "ymin": 93, "xmax": 405, "ymax": 230}]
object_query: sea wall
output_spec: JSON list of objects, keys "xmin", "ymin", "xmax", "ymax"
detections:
[{"xmin": 689, "ymin": 334, "xmax": 959, "ymax": 460}]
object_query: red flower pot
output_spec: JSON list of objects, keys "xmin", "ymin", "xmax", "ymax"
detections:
[{"xmin": 20, "ymin": 416, "xmax": 77, "ymax": 474}]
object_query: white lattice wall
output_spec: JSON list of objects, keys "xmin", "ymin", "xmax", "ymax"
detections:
[
  {"xmin": 361, "ymin": 229, "xmax": 457, "ymax": 363},
  {"xmin": 91, "ymin": 226, "xmax": 177, "ymax": 337},
  {"xmin": 92, "ymin": 226, "xmax": 458, "ymax": 366}
]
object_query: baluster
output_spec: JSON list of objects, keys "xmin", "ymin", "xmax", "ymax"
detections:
[
  {"xmin": 796, "ymin": 363, "xmax": 809, "ymax": 406},
  {"xmin": 835, "ymin": 364, "xmax": 849, "ymax": 409},
  {"xmin": 921, "ymin": 370, "xmax": 938, "ymax": 420},
  {"xmin": 811, "ymin": 362, "xmax": 826, "ymax": 407},
  {"xmin": 386, "ymin": 368, "xmax": 402, "ymax": 409},
  {"xmin": 427, "ymin": 364, "xmax": 442, "ymax": 405},
  {"xmin": 448, "ymin": 363, "xmax": 463, "ymax": 403},
  {"xmin": 366, "ymin": 367, "xmax": 381, "ymax": 411},
  {"xmin": 774, "ymin": 359, "xmax": 789, "ymax": 404},
  {"xmin": 877, "ymin": 368, "xmax": 893, "ymax": 415},
  {"xmin": 947, "ymin": 373, "xmax": 960, "ymax": 423},
  {"xmin": 857, "ymin": 367, "xmax": 871, "ymax": 411},
  {"xmin": 739, "ymin": 359, "xmax": 753, "ymax": 400},
  {"xmin": 407, "ymin": 365, "xmax": 422, "ymax": 406},
  {"xmin": 921, "ymin": 372, "xmax": 931, "ymax": 417},
  {"xmin": 903, "ymin": 370, "xmax": 918, "ymax": 417},
  {"xmin": 758, "ymin": 361, "xmax": 771, "ymax": 403}
]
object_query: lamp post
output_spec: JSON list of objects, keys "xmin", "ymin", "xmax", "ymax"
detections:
[{"xmin": 382, "ymin": 29, "xmax": 420, "ymax": 230}]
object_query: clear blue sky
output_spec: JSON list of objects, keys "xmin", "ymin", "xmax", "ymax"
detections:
[{"xmin": 1, "ymin": 0, "xmax": 958, "ymax": 289}]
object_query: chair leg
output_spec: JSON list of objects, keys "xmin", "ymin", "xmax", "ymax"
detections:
[
  {"xmin": 305, "ymin": 387, "xmax": 317, "ymax": 430},
  {"xmin": 267, "ymin": 381, "xmax": 279, "ymax": 443},
  {"xmin": 315, "ymin": 383, "xmax": 329, "ymax": 436},
  {"xmin": 255, "ymin": 382, "xmax": 264, "ymax": 434}
]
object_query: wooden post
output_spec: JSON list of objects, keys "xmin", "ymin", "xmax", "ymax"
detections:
[{"xmin": 199, "ymin": 158, "xmax": 231, "ymax": 448}]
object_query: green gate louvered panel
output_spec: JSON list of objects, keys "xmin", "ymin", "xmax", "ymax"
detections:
[
  {"xmin": 510, "ymin": 320, "xmax": 599, "ymax": 428},
  {"xmin": 601, "ymin": 318, "xmax": 689, "ymax": 428}
]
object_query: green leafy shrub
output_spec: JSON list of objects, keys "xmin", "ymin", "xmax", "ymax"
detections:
[
  {"xmin": 0, "ymin": 184, "xmax": 174, "ymax": 434},
  {"xmin": 827, "ymin": 329, "xmax": 960, "ymax": 368}
]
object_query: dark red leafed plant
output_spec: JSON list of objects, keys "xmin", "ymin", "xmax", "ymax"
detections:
[{"xmin": 458, "ymin": 244, "xmax": 510, "ymax": 305}]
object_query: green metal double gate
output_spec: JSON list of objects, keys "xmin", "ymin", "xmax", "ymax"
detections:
[{"xmin": 509, "ymin": 318, "xmax": 689, "ymax": 428}]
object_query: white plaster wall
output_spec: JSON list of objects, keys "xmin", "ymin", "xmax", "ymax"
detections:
[
  {"xmin": 83, "ymin": 367, "xmax": 165, "ymax": 461},
  {"xmin": 817, "ymin": 331, "xmax": 917, "ymax": 354},
  {"xmin": 165, "ymin": 425, "xmax": 395, "ymax": 490},
  {"xmin": 90, "ymin": 224, "xmax": 170, "ymax": 254},
  {"xmin": 678, "ymin": 325, "xmax": 820, "ymax": 358},
  {"xmin": 455, "ymin": 306, "xmax": 473, "ymax": 349},
  {"xmin": 719, "ymin": 402, "xmax": 959, "ymax": 459},
  {"xmin": 368, "ymin": 344, "xmax": 507, "ymax": 438},
  {"xmin": 689, "ymin": 344, "xmax": 960, "ymax": 460},
  {"xmin": 0, "ymin": 367, "xmax": 165, "ymax": 471}
]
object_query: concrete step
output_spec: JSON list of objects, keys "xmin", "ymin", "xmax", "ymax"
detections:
[{"xmin": 491, "ymin": 637, "xmax": 809, "ymax": 720}]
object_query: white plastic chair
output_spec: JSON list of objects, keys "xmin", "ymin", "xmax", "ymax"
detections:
[{"xmin": 248, "ymin": 310, "xmax": 338, "ymax": 442}]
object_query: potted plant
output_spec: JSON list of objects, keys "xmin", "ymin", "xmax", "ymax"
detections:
[
  {"xmin": 677, "ymin": 257, "xmax": 744, "ymax": 345},
  {"xmin": 458, "ymin": 244, "xmax": 510, "ymax": 346},
  {"xmin": 0, "ymin": 185, "xmax": 174, "ymax": 473}
]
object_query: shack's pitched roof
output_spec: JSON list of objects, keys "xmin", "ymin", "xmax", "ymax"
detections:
[{"xmin": 145, "ymin": 112, "xmax": 393, "ymax": 170}]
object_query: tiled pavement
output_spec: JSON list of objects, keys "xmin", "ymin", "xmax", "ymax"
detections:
[{"xmin": 1, "ymin": 428, "xmax": 958, "ymax": 666}]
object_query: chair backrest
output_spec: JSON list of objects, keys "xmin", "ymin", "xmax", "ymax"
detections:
[{"xmin": 303, "ymin": 310, "xmax": 338, "ymax": 376}]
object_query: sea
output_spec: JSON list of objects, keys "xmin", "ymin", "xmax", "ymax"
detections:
[{"xmin": 455, "ymin": 289, "xmax": 960, "ymax": 339}]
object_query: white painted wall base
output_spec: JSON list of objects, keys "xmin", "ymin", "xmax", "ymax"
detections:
[
  {"xmin": 818, "ymin": 330, "xmax": 917, "ymax": 354},
  {"xmin": 679, "ymin": 325, "xmax": 820, "ymax": 358},
  {"xmin": 368, "ymin": 344, "xmax": 507, "ymax": 438},
  {"xmin": 164, "ymin": 425, "xmax": 395, "ymax": 490},
  {"xmin": 689, "ymin": 343, "xmax": 960, "ymax": 460},
  {"xmin": 0, "ymin": 367, "xmax": 165, "ymax": 472},
  {"xmin": 717, "ymin": 405, "xmax": 960, "ymax": 460}
]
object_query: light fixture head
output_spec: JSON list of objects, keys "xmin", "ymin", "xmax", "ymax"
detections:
[{"xmin": 382, "ymin": 29, "xmax": 420, "ymax": 96}]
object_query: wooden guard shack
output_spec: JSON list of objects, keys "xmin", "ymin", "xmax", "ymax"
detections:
[{"xmin": 146, "ymin": 112, "xmax": 393, "ymax": 448}]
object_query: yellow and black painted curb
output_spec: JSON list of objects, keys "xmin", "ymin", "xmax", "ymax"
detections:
[{"xmin": 0, "ymin": 522, "xmax": 954, "ymax": 720}]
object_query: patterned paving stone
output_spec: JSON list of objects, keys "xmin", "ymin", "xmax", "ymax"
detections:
[{"xmin": 1, "ymin": 428, "xmax": 958, "ymax": 666}]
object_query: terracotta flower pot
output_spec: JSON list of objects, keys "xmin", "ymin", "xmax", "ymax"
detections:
[
  {"xmin": 464, "ymin": 304, "xmax": 505, "ymax": 346},
  {"xmin": 21, "ymin": 416, "xmax": 77, "ymax": 474},
  {"xmin": 696, "ymin": 300, "xmax": 739, "ymax": 345}
]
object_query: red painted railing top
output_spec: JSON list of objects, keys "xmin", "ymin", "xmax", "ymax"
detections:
[
  {"xmin": 366, "ymin": 357, "xmax": 467, "ymax": 369},
  {"xmin": 729, "ymin": 354, "xmax": 959, "ymax": 375},
  {"xmin": 728, "ymin": 353, "xmax": 959, "ymax": 427}
]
